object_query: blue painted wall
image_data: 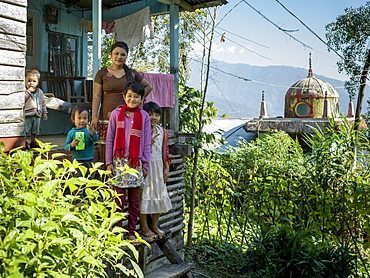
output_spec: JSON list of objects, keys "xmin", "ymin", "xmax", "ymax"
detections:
[
  {"xmin": 28, "ymin": 0, "xmax": 87, "ymax": 76},
  {"xmin": 27, "ymin": 0, "xmax": 169, "ymax": 135}
]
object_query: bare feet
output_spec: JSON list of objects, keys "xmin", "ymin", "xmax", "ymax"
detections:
[
  {"xmin": 141, "ymin": 228, "xmax": 157, "ymax": 238},
  {"xmin": 152, "ymin": 227, "xmax": 165, "ymax": 239},
  {"xmin": 128, "ymin": 235, "xmax": 141, "ymax": 246}
]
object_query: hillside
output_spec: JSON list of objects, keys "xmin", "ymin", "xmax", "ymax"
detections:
[{"xmin": 188, "ymin": 61, "xmax": 369, "ymax": 118}]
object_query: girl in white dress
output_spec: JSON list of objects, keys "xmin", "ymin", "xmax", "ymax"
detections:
[{"xmin": 140, "ymin": 102, "xmax": 172, "ymax": 238}]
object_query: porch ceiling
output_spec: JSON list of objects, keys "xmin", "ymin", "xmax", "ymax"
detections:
[{"xmin": 56, "ymin": 0, "xmax": 227, "ymax": 12}]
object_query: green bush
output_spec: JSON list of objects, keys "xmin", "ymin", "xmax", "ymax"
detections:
[
  {"xmin": 244, "ymin": 224, "xmax": 357, "ymax": 278},
  {"xmin": 0, "ymin": 142, "xmax": 143, "ymax": 277},
  {"xmin": 185, "ymin": 121, "xmax": 370, "ymax": 276},
  {"xmin": 185, "ymin": 225, "xmax": 357, "ymax": 278}
]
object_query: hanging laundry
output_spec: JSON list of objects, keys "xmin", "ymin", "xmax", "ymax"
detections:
[
  {"xmin": 79, "ymin": 18, "xmax": 92, "ymax": 33},
  {"xmin": 141, "ymin": 73, "xmax": 175, "ymax": 108},
  {"xmin": 102, "ymin": 20, "xmax": 115, "ymax": 34},
  {"xmin": 114, "ymin": 6, "xmax": 154, "ymax": 49}
]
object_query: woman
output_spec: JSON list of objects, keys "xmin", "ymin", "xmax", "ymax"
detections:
[{"xmin": 91, "ymin": 41, "xmax": 152, "ymax": 164}]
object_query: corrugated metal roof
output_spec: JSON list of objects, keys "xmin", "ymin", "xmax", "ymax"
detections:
[{"xmin": 56, "ymin": 0, "xmax": 227, "ymax": 11}]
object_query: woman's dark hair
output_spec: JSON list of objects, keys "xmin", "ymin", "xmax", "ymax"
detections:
[
  {"xmin": 110, "ymin": 41, "xmax": 129, "ymax": 55},
  {"xmin": 71, "ymin": 105, "xmax": 89, "ymax": 126},
  {"xmin": 143, "ymin": 101, "xmax": 161, "ymax": 115},
  {"xmin": 110, "ymin": 41, "xmax": 134, "ymax": 82},
  {"xmin": 123, "ymin": 81, "xmax": 145, "ymax": 98}
]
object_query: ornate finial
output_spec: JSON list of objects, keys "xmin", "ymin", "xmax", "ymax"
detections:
[
  {"xmin": 323, "ymin": 90, "xmax": 328, "ymax": 118},
  {"xmin": 308, "ymin": 53, "xmax": 313, "ymax": 77},
  {"xmin": 259, "ymin": 91, "xmax": 267, "ymax": 118}
]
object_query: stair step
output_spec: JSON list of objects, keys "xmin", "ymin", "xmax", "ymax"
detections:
[{"xmin": 145, "ymin": 262, "xmax": 194, "ymax": 278}]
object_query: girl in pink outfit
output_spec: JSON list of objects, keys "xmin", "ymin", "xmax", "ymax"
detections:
[{"xmin": 105, "ymin": 81, "xmax": 151, "ymax": 242}]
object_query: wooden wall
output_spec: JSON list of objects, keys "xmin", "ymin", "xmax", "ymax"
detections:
[{"xmin": 0, "ymin": 0, "xmax": 27, "ymax": 151}]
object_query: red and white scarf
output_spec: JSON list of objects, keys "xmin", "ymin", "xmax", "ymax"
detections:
[{"xmin": 114, "ymin": 104, "xmax": 142, "ymax": 168}]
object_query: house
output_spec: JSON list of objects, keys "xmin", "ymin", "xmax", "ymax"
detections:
[
  {"xmin": 203, "ymin": 118, "xmax": 257, "ymax": 151},
  {"xmin": 0, "ymin": 0, "xmax": 228, "ymax": 276}
]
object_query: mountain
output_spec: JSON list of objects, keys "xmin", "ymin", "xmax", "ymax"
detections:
[{"xmin": 188, "ymin": 61, "xmax": 369, "ymax": 118}]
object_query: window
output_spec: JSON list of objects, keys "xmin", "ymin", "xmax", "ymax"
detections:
[
  {"xmin": 295, "ymin": 102, "xmax": 310, "ymax": 117},
  {"xmin": 26, "ymin": 11, "xmax": 38, "ymax": 69},
  {"xmin": 48, "ymin": 32, "xmax": 79, "ymax": 74}
]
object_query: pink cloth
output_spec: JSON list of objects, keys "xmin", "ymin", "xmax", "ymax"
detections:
[
  {"xmin": 102, "ymin": 21, "xmax": 115, "ymax": 34},
  {"xmin": 141, "ymin": 72, "xmax": 175, "ymax": 108}
]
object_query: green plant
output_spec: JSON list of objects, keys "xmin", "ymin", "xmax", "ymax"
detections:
[
  {"xmin": 186, "ymin": 121, "xmax": 370, "ymax": 275},
  {"xmin": 0, "ymin": 142, "xmax": 143, "ymax": 277},
  {"xmin": 243, "ymin": 224, "xmax": 357, "ymax": 278}
]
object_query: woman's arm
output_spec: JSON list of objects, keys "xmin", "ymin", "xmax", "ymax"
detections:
[
  {"xmin": 140, "ymin": 78, "xmax": 152, "ymax": 98},
  {"xmin": 91, "ymin": 82, "xmax": 103, "ymax": 129}
]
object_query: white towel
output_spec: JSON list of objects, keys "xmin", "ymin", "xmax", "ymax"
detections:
[{"xmin": 114, "ymin": 6, "xmax": 154, "ymax": 49}]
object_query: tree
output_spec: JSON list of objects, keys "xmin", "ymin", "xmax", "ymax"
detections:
[
  {"xmin": 128, "ymin": 11, "xmax": 206, "ymax": 83},
  {"xmin": 326, "ymin": 2, "xmax": 370, "ymax": 128}
]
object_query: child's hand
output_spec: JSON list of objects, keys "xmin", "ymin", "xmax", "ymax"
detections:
[
  {"xmin": 143, "ymin": 167, "xmax": 148, "ymax": 178},
  {"xmin": 71, "ymin": 139, "xmax": 79, "ymax": 148},
  {"xmin": 151, "ymin": 133, "xmax": 159, "ymax": 145},
  {"xmin": 106, "ymin": 164, "xmax": 114, "ymax": 178},
  {"xmin": 86, "ymin": 123, "xmax": 95, "ymax": 135},
  {"xmin": 163, "ymin": 167, "xmax": 169, "ymax": 183},
  {"xmin": 43, "ymin": 114, "xmax": 48, "ymax": 121},
  {"xmin": 91, "ymin": 116, "xmax": 98, "ymax": 129}
]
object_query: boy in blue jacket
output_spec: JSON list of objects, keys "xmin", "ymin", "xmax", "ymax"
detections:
[{"xmin": 64, "ymin": 106, "xmax": 98, "ymax": 198}]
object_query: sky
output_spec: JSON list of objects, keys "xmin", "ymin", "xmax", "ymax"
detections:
[{"xmin": 191, "ymin": 0, "xmax": 368, "ymax": 81}]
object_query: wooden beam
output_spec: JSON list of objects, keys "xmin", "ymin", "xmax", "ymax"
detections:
[
  {"xmin": 157, "ymin": 0, "xmax": 195, "ymax": 11},
  {"xmin": 169, "ymin": 4, "xmax": 179, "ymax": 132},
  {"xmin": 92, "ymin": 0, "xmax": 102, "ymax": 75},
  {"xmin": 193, "ymin": 0, "xmax": 227, "ymax": 9}
]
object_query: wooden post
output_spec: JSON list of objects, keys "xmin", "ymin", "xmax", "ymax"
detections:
[
  {"xmin": 170, "ymin": 4, "xmax": 179, "ymax": 132},
  {"xmin": 92, "ymin": 0, "xmax": 102, "ymax": 76}
]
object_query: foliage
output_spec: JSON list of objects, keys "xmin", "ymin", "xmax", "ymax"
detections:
[
  {"xmin": 186, "ymin": 225, "xmax": 358, "ymax": 278},
  {"xmin": 185, "ymin": 118, "xmax": 370, "ymax": 276},
  {"xmin": 178, "ymin": 83, "xmax": 218, "ymax": 143},
  {"xmin": 325, "ymin": 2, "xmax": 370, "ymax": 98},
  {"xmin": 128, "ymin": 11, "xmax": 207, "ymax": 83},
  {"xmin": 244, "ymin": 225, "xmax": 357, "ymax": 278},
  {"xmin": 185, "ymin": 241, "xmax": 247, "ymax": 277},
  {"xmin": 101, "ymin": 33, "xmax": 116, "ymax": 69},
  {"xmin": 0, "ymin": 142, "xmax": 143, "ymax": 278}
]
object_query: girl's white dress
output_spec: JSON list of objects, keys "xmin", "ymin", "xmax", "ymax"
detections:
[{"xmin": 140, "ymin": 125, "xmax": 172, "ymax": 214}]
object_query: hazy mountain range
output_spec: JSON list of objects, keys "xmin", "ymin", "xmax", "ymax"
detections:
[{"xmin": 188, "ymin": 60, "xmax": 369, "ymax": 118}]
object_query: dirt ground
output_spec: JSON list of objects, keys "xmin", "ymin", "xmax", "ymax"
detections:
[{"xmin": 190, "ymin": 265, "xmax": 226, "ymax": 278}]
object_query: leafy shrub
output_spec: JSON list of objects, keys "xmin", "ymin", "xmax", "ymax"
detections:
[
  {"xmin": 0, "ymin": 142, "xmax": 143, "ymax": 277},
  {"xmin": 185, "ymin": 225, "xmax": 357, "ymax": 278},
  {"xmin": 244, "ymin": 224, "xmax": 357, "ymax": 278}
]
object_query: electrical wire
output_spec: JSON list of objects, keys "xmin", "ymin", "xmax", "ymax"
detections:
[
  {"xmin": 215, "ymin": 30, "xmax": 272, "ymax": 61},
  {"xmin": 241, "ymin": 0, "xmax": 313, "ymax": 50},
  {"xmin": 275, "ymin": 0, "xmax": 345, "ymax": 60},
  {"xmin": 209, "ymin": 74, "xmax": 243, "ymax": 118},
  {"xmin": 189, "ymin": 56, "xmax": 364, "ymax": 89},
  {"xmin": 215, "ymin": 0, "xmax": 243, "ymax": 27},
  {"xmin": 216, "ymin": 26, "xmax": 270, "ymax": 49}
]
